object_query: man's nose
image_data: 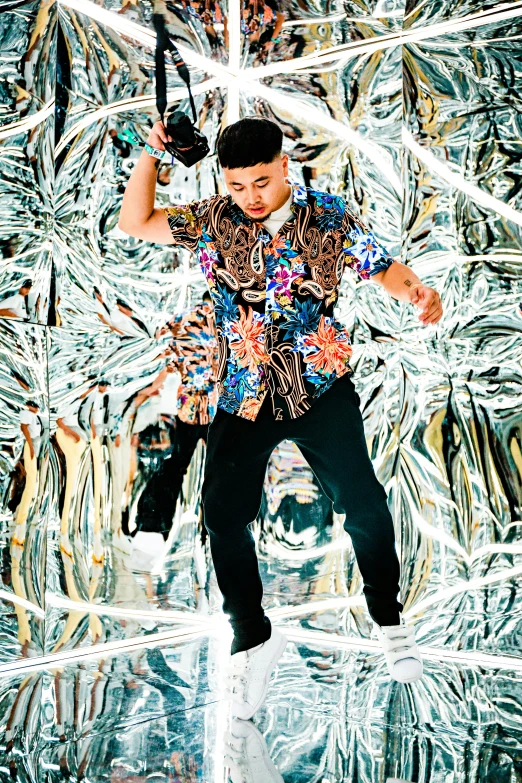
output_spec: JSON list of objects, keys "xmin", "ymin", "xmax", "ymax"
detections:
[{"xmin": 245, "ymin": 188, "xmax": 259, "ymax": 204}]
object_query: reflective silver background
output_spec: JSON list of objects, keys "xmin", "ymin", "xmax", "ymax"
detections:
[{"xmin": 0, "ymin": 0, "xmax": 521, "ymax": 779}]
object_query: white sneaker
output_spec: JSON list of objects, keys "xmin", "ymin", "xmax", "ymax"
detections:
[
  {"xmin": 376, "ymin": 616, "xmax": 423, "ymax": 683},
  {"xmin": 224, "ymin": 718, "xmax": 284, "ymax": 783},
  {"xmin": 128, "ymin": 531, "xmax": 168, "ymax": 571},
  {"xmin": 223, "ymin": 628, "xmax": 287, "ymax": 720}
]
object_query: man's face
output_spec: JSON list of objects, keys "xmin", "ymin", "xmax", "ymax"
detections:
[
  {"xmin": 20, "ymin": 285, "xmax": 32, "ymax": 296},
  {"xmin": 223, "ymin": 154, "xmax": 290, "ymax": 221}
]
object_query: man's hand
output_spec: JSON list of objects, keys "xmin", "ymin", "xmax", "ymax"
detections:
[
  {"xmin": 146, "ymin": 120, "xmax": 172, "ymax": 151},
  {"xmin": 409, "ymin": 284, "xmax": 443, "ymax": 326}
]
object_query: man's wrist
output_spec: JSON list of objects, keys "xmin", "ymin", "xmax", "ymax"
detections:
[{"xmin": 144, "ymin": 142, "xmax": 165, "ymax": 160}]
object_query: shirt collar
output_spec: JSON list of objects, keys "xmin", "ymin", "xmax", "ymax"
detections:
[{"xmin": 227, "ymin": 183, "xmax": 309, "ymax": 227}]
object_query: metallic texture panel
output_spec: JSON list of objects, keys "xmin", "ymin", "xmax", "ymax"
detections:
[{"xmin": 0, "ymin": 0, "xmax": 521, "ymax": 778}]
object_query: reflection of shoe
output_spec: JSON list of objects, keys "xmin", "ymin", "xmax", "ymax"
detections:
[
  {"xmin": 223, "ymin": 628, "xmax": 287, "ymax": 720},
  {"xmin": 224, "ymin": 719, "xmax": 284, "ymax": 783},
  {"xmin": 376, "ymin": 616, "xmax": 423, "ymax": 683},
  {"xmin": 128, "ymin": 531, "xmax": 168, "ymax": 571},
  {"xmin": 112, "ymin": 529, "xmax": 133, "ymax": 557}
]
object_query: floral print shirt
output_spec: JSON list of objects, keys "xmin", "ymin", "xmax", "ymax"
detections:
[
  {"xmin": 167, "ymin": 302, "xmax": 219, "ymax": 425},
  {"xmin": 164, "ymin": 184, "xmax": 395, "ymax": 421}
]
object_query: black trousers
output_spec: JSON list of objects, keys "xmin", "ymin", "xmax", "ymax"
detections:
[
  {"xmin": 137, "ymin": 418, "xmax": 208, "ymax": 539},
  {"xmin": 202, "ymin": 374, "xmax": 403, "ymax": 654}
]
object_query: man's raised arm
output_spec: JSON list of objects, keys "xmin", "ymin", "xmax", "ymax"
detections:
[{"xmin": 117, "ymin": 121, "xmax": 175, "ymax": 245}]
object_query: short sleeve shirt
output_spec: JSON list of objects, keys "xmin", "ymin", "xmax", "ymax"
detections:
[
  {"xmin": 163, "ymin": 184, "xmax": 395, "ymax": 421},
  {"xmin": 168, "ymin": 302, "xmax": 219, "ymax": 425}
]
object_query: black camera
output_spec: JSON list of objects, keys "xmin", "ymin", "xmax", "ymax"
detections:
[
  {"xmin": 164, "ymin": 109, "xmax": 210, "ymax": 168},
  {"xmin": 153, "ymin": 14, "xmax": 210, "ymax": 169}
]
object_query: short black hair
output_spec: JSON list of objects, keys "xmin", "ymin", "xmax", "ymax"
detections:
[
  {"xmin": 202, "ymin": 290, "xmax": 212, "ymax": 303},
  {"xmin": 20, "ymin": 279, "xmax": 33, "ymax": 289},
  {"xmin": 216, "ymin": 117, "xmax": 283, "ymax": 169}
]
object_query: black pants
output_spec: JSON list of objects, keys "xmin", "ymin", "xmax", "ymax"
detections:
[
  {"xmin": 202, "ymin": 374, "xmax": 403, "ymax": 654},
  {"xmin": 137, "ymin": 418, "xmax": 208, "ymax": 540}
]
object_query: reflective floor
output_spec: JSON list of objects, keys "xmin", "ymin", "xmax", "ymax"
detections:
[{"xmin": 2, "ymin": 623, "xmax": 522, "ymax": 782}]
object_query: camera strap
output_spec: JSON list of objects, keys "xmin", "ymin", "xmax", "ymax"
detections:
[{"xmin": 152, "ymin": 13, "xmax": 198, "ymax": 126}]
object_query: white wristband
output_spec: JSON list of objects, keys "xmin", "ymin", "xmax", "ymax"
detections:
[{"xmin": 144, "ymin": 142, "xmax": 164, "ymax": 160}]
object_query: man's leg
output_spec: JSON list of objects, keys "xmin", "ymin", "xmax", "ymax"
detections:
[
  {"xmin": 137, "ymin": 419, "xmax": 206, "ymax": 538},
  {"xmin": 202, "ymin": 403, "xmax": 280, "ymax": 654},
  {"xmin": 292, "ymin": 375, "xmax": 402, "ymax": 626},
  {"xmin": 168, "ymin": 419, "xmax": 208, "ymax": 507}
]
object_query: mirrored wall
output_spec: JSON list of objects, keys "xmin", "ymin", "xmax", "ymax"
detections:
[{"xmin": 0, "ymin": 0, "xmax": 521, "ymax": 772}]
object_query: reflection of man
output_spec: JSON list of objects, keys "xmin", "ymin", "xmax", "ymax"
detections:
[
  {"xmin": 180, "ymin": 0, "xmax": 225, "ymax": 52},
  {"xmin": 243, "ymin": 0, "xmax": 285, "ymax": 57},
  {"xmin": 53, "ymin": 380, "xmax": 109, "ymax": 646},
  {"xmin": 93, "ymin": 287, "xmax": 149, "ymax": 337},
  {"xmin": 110, "ymin": 298, "xmax": 150, "ymax": 337},
  {"xmin": 0, "ymin": 279, "xmax": 32, "ymax": 319},
  {"xmin": 261, "ymin": 440, "xmax": 333, "ymax": 534},
  {"xmin": 93, "ymin": 287, "xmax": 119, "ymax": 332},
  {"xmin": 10, "ymin": 400, "xmax": 43, "ymax": 651},
  {"xmin": 136, "ymin": 292, "xmax": 218, "ymax": 540},
  {"xmin": 119, "ymin": 116, "xmax": 443, "ymax": 716}
]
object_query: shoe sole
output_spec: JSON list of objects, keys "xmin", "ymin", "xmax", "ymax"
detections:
[{"xmin": 234, "ymin": 632, "xmax": 287, "ymax": 721}]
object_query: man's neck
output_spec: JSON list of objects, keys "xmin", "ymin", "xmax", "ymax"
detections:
[{"xmin": 269, "ymin": 184, "xmax": 292, "ymax": 214}]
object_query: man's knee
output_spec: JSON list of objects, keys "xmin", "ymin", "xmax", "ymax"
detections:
[{"xmin": 202, "ymin": 476, "xmax": 261, "ymax": 537}]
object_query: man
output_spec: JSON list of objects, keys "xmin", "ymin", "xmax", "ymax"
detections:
[
  {"xmin": 0, "ymin": 278, "xmax": 32, "ymax": 319},
  {"xmin": 136, "ymin": 291, "xmax": 218, "ymax": 541},
  {"xmin": 118, "ymin": 117, "xmax": 443, "ymax": 719}
]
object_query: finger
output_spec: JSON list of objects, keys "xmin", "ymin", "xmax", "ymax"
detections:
[
  {"xmin": 418, "ymin": 299, "xmax": 440, "ymax": 322},
  {"xmin": 419, "ymin": 307, "xmax": 436, "ymax": 323},
  {"xmin": 425, "ymin": 306, "xmax": 443, "ymax": 324},
  {"xmin": 421, "ymin": 305, "xmax": 443, "ymax": 325}
]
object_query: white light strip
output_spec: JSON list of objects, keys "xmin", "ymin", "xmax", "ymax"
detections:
[
  {"xmin": 268, "ymin": 596, "xmax": 365, "ymax": 620},
  {"xmin": 226, "ymin": 0, "xmax": 240, "ymax": 123},
  {"xmin": 46, "ymin": 594, "xmax": 213, "ymax": 625},
  {"xmin": 282, "ymin": 13, "xmax": 347, "ymax": 27},
  {"xmin": 242, "ymin": 1, "xmax": 522, "ymax": 80},
  {"xmin": 0, "ymin": 626, "xmax": 207, "ymax": 676},
  {"xmin": 240, "ymin": 81, "xmax": 402, "ymax": 195},
  {"xmin": 228, "ymin": 0, "xmax": 241, "ymax": 74},
  {"xmin": 403, "ymin": 564, "xmax": 522, "ymax": 619},
  {"xmin": 281, "ymin": 627, "xmax": 522, "ymax": 671},
  {"xmin": 264, "ymin": 561, "xmax": 522, "ymax": 623},
  {"xmin": 54, "ymin": 78, "xmax": 222, "ymax": 157},
  {"xmin": 403, "ymin": 127, "xmax": 522, "ymax": 227},
  {"xmin": 0, "ymin": 589, "xmax": 45, "ymax": 618},
  {"xmin": 0, "ymin": 99, "xmax": 54, "ymax": 140}
]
